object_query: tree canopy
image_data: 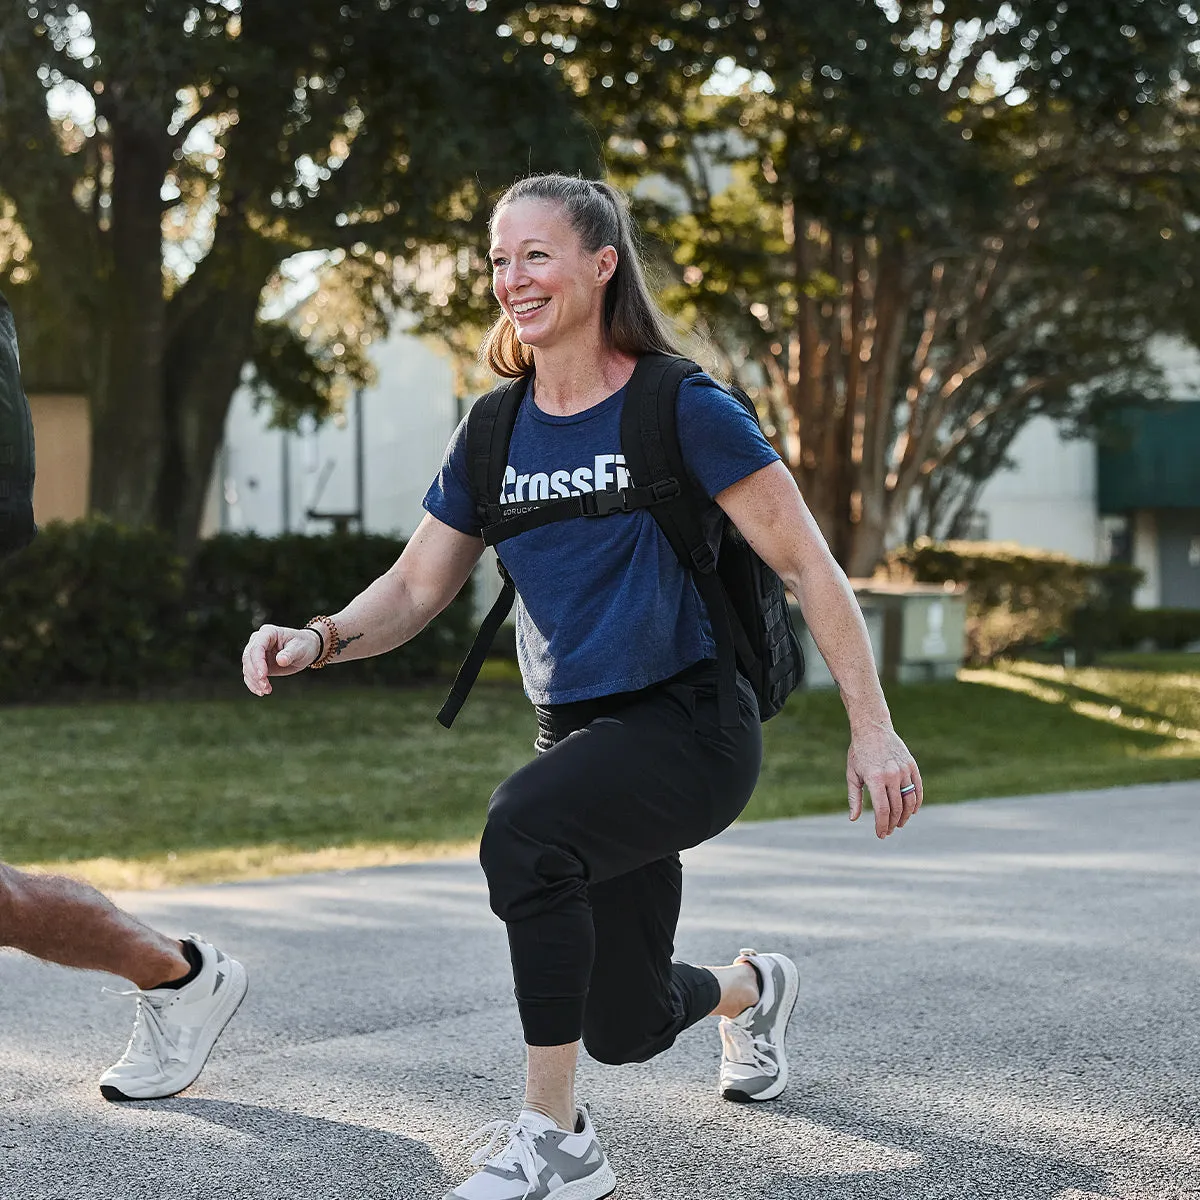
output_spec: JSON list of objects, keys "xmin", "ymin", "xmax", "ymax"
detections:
[
  {"xmin": 0, "ymin": 0, "xmax": 593, "ymax": 546},
  {"xmin": 3, "ymin": 0, "xmax": 1198, "ymax": 572},
  {"xmin": 492, "ymin": 0, "xmax": 1200, "ymax": 571}
]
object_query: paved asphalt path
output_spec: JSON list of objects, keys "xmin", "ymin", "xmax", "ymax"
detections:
[{"xmin": 2, "ymin": 781, "xmax": 1197, "ymax": 1200}]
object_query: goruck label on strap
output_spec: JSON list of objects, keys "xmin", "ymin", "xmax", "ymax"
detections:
[{"xmin": 0, "ymin": 290, "xmax": 36, "ymax": 559}]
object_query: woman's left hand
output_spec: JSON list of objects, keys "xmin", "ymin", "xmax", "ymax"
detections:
[{"xmin": 847, "ymin": 723, "xmax": 923, "ymax": 839}]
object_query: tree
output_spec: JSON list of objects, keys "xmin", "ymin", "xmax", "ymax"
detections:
[
  {"xmin": 0, "ymin": 1, "xmax": 592, "ymax": 549},
  {"xmin": 504, "ymin": 0, "xmax": 1200, "ymax": 573}
]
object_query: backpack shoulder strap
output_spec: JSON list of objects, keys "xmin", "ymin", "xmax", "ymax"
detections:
[
  {"xmin": 618, "ymin": 352, "xmax": 717, "ymax": 571},
  {"xmin": 436, "ymin": 374, "xmax": 527, "ymax": 729},
  {"xmin": 477, "ymin": 363, "xmax": 682, "ymax": 547},
  {"xmin": 620, "ymin": 354, "xmax": 741, "ymax": 726},
  {"xmin": 465, "ymin": 374, "xmax": 528, "ymax": 523}
]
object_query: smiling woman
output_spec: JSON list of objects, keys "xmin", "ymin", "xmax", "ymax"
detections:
[
  {"xmin": 240, "ymin": 172, "xmax": 922, "ymax": 1200},
  {"xmin": 481, "ymin": 175, "xmax": 680, "ymax": 387}
]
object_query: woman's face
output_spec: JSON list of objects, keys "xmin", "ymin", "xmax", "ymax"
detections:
[{"xmin": 489, "ymin": 198, "xmax": 616, "ymax": 351}]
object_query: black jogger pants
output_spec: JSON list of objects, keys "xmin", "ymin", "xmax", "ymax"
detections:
[{"xmin": 478, "ymin": 659, "xmax": 762, "ymax": 1059}]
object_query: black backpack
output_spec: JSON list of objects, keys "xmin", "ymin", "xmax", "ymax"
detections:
[
  {"xmin": 0, "ymin": 291, "xmax": 36, "ymax": 561},
  {"xmin": 437, "ymin": 353, "xmax": 803, "ymax": 729}
]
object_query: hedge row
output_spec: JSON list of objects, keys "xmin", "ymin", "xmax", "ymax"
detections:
[
  {"xmin": 1075, "ymin": 606, "xmax": 1200, "ymax": 653},
  {"xmin": 880, "ymin": 539, "xmax": 1145, "ymax": 663},
  {"xmin": 0, "ymin": 519, "xmax": 475, "ymax": 701}
]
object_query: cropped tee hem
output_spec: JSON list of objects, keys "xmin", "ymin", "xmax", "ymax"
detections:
[{"xmin": 522, "ymin": 652, "xmax": 717, "ymax": 707}]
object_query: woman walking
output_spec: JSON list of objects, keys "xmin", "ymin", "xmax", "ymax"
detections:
[{"xmin": 241, "ymin": 174, "xmax": 922, "ymax": 1200}]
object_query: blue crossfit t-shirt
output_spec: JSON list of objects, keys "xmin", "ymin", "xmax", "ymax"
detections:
[{"xmin": 422, "ymin": 372, "xmax": 780, "ymax": 705}]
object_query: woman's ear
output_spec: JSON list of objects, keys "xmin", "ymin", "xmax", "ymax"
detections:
[{"xmin": 595, "ymin": 245, "xmax": 618, "ymax": 286}]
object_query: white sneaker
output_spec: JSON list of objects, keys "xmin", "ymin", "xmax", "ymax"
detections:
[
  {"xmin": 445, "ymin": 1104, "xmax": 616, "ymax": 1200},
  {"xmin": 718, "ymin": 947, "xmax": 799, "ymax": 1102},
  {"xmin": 98, "ymin": 935, "xmax": 247, "ymax": 1101}
]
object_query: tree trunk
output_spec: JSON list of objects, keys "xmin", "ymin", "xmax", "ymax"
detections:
[
  {"xmin": 88, "ymin": 127, "xmax": 170, "ymax": 526},
  {"xmin": 843, "ymin": 514, "xmax": 892, "ymax": 579},
  {"xmin": 159, "ymin": 229, "xmax": 276, "ymax": 557}
]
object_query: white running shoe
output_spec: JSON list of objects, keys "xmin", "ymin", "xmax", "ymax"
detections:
[
  {"xmin": 445, "ymin": 1104, "xmax": 616, "ymax": 1200},
  {"xmin": 98, "ymin": 935, "xmax": 247, "ymax": 1101},
  {"xmin": 718, "ymin": 947, "xmax": 799, "ymax": 1103}
]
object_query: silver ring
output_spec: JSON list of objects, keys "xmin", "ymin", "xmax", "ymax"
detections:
[{"xmin": 900, "ymin": 784, "xmax": 916, "ymax": 795}]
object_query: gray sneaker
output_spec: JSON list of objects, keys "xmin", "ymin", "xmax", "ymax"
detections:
[
  {"xmin": 446, "ymin": 1104, "xmax": 615, "ymax": 1200},
  {"xmin": 718, "ymin": 947, "xmax": 799, "ymax": 1102}
]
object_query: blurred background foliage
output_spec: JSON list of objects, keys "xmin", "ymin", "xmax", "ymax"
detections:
[
  {"xmin": 1, "ymin": 0, "xmax": 1197, "ymax": 575},
  {"xmin": 0, "ymin": 519, "xmax": 474, "ymax": 700},
  {"xmin": 878, "ymin": 537, "xmax": 1147, "ymax": 661}
]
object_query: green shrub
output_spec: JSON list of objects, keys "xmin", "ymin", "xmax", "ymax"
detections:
[
  {"xmin": 189, "ymin": 531, "xmax": 474, "ymax": 684},
  {"xmin": 0, "ymin": 520, "xmax": 475, "ymax": 701},
  {"xmin": 0, "ymin": 518, "xmax": 188, "ymax": 700},
  {"xmin": 880, "ymin": 539, "xmax": 1143, "ymax": 663},
  {"xmin": 1109, "ymin": 608, "xmax": 1200, "ymax": 651}
]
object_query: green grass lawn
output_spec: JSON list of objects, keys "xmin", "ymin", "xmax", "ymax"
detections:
[{"xmin": 2, "ymin": 654, "xmax": 1196, "ymax": 889}]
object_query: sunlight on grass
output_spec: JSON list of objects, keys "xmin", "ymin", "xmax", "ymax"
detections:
[
  {"xmin": 21, "ymin": 839, "xmax": 479, "ymax": 892},
  {"xmin": 2, "ymin": 656, "xmax": 1196, "ymax": 889},
  {"xmin": 963, "ymin": 661, "xmax": 1200, "ymax": 747}
]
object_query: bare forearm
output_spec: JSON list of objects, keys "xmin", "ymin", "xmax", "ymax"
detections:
[
  {"xmin": 244, "ymin": 516, "xmax": 482, "ymax": 692},
  {"xmin": 715, "ymin": 465, "xmax": 919, "ymax": 835},
  {"xmin": 784, "ymin": 558, "xmax": 891, "ymax": 734},
  {"xmin": 316, "ymin": 567, "xmax": 439, "ymax": 664},
  {"xmin": 306, "ymin": 517, "xmax": 481, "ymax": 667}
]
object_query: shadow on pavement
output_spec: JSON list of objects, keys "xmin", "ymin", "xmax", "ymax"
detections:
[
  {"xmin": 759, "ymin": 1100, "xmax": 1113, "ymax": 1200},
  {"xmin": 166, "ymin": 1097, "xmax": 455, "ymax": 1198}
]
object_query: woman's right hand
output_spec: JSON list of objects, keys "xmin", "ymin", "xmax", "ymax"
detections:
[{"xmin": 241, "ymin": 623, "xmax": 321, "ymax": 696}]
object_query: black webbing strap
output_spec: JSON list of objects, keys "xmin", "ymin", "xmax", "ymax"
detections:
[
  {"xmin": 480, "ymin": 479, "xmax": 682, "ymax": 547},
  {"xmin": 437, "ymin": 377, "xmax": 527, "ymax": 728},
  {"xmin": 467, "ymin": 376, "xmax": 527, "ymax": 528},
  {"xmin": 619, "ymin": 354, "xmax": 741, "ymax": 727},
  {"xmin": 436, "ymin": 566, "xmax": 516, "ymax": 728}
]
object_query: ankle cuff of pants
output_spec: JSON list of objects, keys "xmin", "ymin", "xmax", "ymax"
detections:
[
  {"xmin": 674, "ymin": 961, "xmax": 721, "ymax": 1027},
  {"xmin": 517, "ymin": 993, "xmax": 588, "ymax": 1047},
  {"xmin": 586, "ymin": 963, "xmax": 722, "ymax": 1065}
]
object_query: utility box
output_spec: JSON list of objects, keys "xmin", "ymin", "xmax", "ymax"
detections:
[
  {"xmin": 855, "ymin": 581, "xmax": 969, "ymax": 683},
  {"xmin": 792, "ymin": 581, "xmax": 967, "ymax": 687},
  {"xmin": 790, "ymin": 597, "xmax": 886, "ymax": 690}
]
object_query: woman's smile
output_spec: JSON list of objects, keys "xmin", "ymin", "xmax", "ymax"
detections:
[{"xmin": 511, "ymin": 297, "xmax": 551, "ymax": 321}]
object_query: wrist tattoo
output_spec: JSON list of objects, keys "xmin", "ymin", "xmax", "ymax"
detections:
[{"xmin": 333, "ymin": 632, "xmax": 363, "ymax": 657}]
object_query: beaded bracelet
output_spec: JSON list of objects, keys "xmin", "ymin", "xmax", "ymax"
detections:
[
  {"xmin": 304, "ymin": 622, "xmax": 325, "ymax": 663},
  {"xmin": 304, "ymin": 615, "xmax": 339, "ymax": 669}
]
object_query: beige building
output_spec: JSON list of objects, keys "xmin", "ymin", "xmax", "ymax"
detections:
[{"xmin": 27, "ymin": 392, "xmax": 89, "ymax": 524}]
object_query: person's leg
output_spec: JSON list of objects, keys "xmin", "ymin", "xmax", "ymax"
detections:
[
  {"xmin": 0, "ymin": 862, "xmax": 188, "ymax": 988},
  {"xmin": 581, "ymin": 857, "xmax": 764, "ymax": 1073},
  {"xmin": 446, "ymin": 671, "xmax": 759, "ymax": 1199},
  {"xmin": 523, "ymin": 1042, "xmax": 580, "ymax": 1132},
  {"xmin": 582, "ymin": 855, "xmax": 713, "ymax": 1068},
  {"xmin": 479, "ymin": 668, "xmax": 761, "ymax": 1122},
  {"xmin": 708, "ymin": 961, "xmax": 763, "ymax": 1018},
  {"xmin": 0, "ymin": 860, "xmax": 248, "ymax": 1102}
]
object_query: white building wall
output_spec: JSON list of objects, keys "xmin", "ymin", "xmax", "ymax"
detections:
[
  {"xmin": 1150, "ymin": 334, "xmax": 1200, "ymax": 398},
  {"xmin": 359, "ymin": 326, "xmax": 460, "ymax": 536},
  {"xmin": 1132, "ymin": 510, "xmax": 1161, "ymax": 608},
  {"xmin": 972, "ymin": 416, "xmax": 1102, "ymax": 561},
  {"xmin": 211, "ymin": 325, "xmax": 459, "ymax": 539}
]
